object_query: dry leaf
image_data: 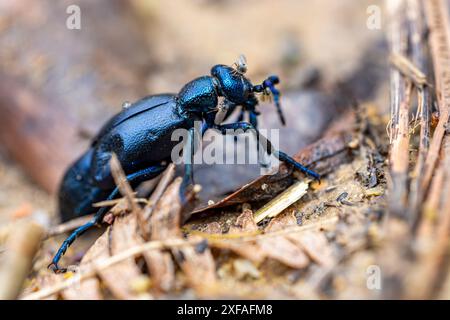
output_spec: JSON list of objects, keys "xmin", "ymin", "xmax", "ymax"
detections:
[
  {"xmin": 257, "ymin": 237, "xmax": 309, "ymax": 269},
  {"xmin": 143, "ymin": 178, "xmax": 181, "ymax": 293},
  {"xmin": 144, "ymin": 251, "xmax": 175, "ymax": 293},
  {"xmin": 98, "ymin": 214, "xmax": 146, "ymax": 299},
  {"xmin": 172, "ymin": 237, "xmax": 217, "ymax": 294},
  {"xmin": 61, "ymin": 232, "xmax": 108, "ymax": 300},
  {"xmin": 264, "ymin": 210, "xmax": 298, "ymax": 232},
  {"xmin": 147, "ymin": 178, "xmax": 217, "ymax": 293},
  {"xmin": 288, "ymin": 231, "xmax": 335, "ymax": 267}
]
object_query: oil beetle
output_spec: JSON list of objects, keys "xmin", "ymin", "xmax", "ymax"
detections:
[{"xmin": 49, "ymin": 57, "xmax": 320, "ymax": 272}]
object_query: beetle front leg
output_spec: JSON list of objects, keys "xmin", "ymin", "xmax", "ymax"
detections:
[
  {"xmin": 234, "ymin": 109, "xmax": 258, "ymax": 130},
  {"xmin": 214, "ymin": 122, "xmax": 320, "ymax": 181},
  {"xmin": 49, "ymin": 165, "xmax": 167, "ymax": 273},
  {"xmin": 214, "ymin": 122, "xmax": 267, "ymax": 167},
  {"xmin": 249, "ymin": 110, "xmax": 258, "ymax": 130},
  {"xmin": 273, "ymin": 150, "xmax": 321, "ymax": 181},
  {"xmin": 236, "ymin": 108, "xmax": 245, "ymax": 122},
  {"xmin": 201, "ymin": 111, "xmax": 216, "ymax": 137}
]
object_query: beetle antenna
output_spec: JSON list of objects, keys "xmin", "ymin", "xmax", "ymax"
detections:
[{"xmin": 253, "ymin": 76, "xmax": 286, "ymax": 126}]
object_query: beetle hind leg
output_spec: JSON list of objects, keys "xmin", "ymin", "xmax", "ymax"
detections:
[
  {"xmin": 48, "ymin": 221, "xmax": 96, "ymax": 273},
  {"xmin": 49, "ymin": 164, "xmax": 167, "ymax": 273}
]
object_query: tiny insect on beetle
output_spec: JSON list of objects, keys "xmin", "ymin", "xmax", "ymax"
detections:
[{"xmin": 49, "ymin": 56, "xmax": 320, "ymax": 272}]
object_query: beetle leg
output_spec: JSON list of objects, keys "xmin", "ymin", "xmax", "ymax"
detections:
[
  {"xmin": 48, "ymin": 221, "xmax": 96, "ymax": 273},
  {"xmin": 201, "ymin": 111, "xmax": 216, "ymax": 137},
  {"xmin": 214, "ymin": 122, "xmax": 267, "ymax": 166},
  {"xmin": 214, "ymin": 122, "xmax": 320, "ymax": 180},
  {"xmin": 244, "ymin": 96, "xmax": 259, "ymax": 131},
  {"xmin": 49, "ymin": 165, "xmax": 167, "ymax": 273},
  {"xmin": 180, "ymin": 127, "xmax": 196, "ymax": 203},
  {"xmin": 236, "ymin": 108, "xmax": 245, "ymax": 122},
  {"xmin": 249, "ymin": 110, "xmax": 258, "ymax": 130},
  {"xmin": 201, "ymin": 122, "xmax": 209, "ymax": 136},
  {"xmin": 273, "ymin": 150, "xmax": 321, "ymax": 181}
]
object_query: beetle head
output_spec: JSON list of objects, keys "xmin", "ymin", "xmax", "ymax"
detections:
[
  {"xmin": 211, "ymin": 64, "xmax": 253, "ymax": 105},
  {"xmin": 211, "ymin": 62, "xmax": 286, "ymax": 126}
]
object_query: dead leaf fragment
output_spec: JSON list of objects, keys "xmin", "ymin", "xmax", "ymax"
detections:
[
  {"xmin": 288, "ymin": 231, "xmax": 335, "ymax": 267},
  {"xmin": 98, "ymin": 214, "xmax": 145, "ymax": 299},
  {"xmin": 258, "ymin": 237, "xmax": 309, "ymax": 269}
]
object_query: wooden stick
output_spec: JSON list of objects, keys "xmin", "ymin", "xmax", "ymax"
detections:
[
  {"xmin": 142, "ymin": 164, "xmax": 176, "ymax": 221},
  {"xmin": 389, "ymin": 53, "xmax": 428, "ymax": 87},
  {"xmin": 408, "ymin": 0, "xmax": 450, "ymax": 298},
  {"xmin": 413, "ymin": 141, "xmax": 450, "ymax": 298},
  {"xmin": 421, "ymin": 0, "xmax": 450, "ymax": 194},
  {"xmin": 408, "ymin": 87, "xmax": 430, "ymax": 230},
  {"xmin": 0, "ymin": 220, "xmax": 45, "ymax": 299},
  {"xmin": 110, "ymin": 153, "xmax": 148, "ymax": 238},
  {"xmin": 387, "ymin": 0, "xmax": 411, "ymax": 219},
  {"xmin": 253, "ymin": 180, "xmax": 310, "ymax": 223},
  {"xmin": 387, "ymin": 0, "xmax": 408, "ymax": 145},
  {"xmin": 406, "ymin": 0, "xmax": 431, "ymax": 231},
  {"xmin": 389, "ymin": 82, "xmax": 412, "ymax": 218},
  {"xmin": 46, "ymin": 214, "xmax": 94, "ymax": 238},
  {"xmin": 110, "ymin": 154, "xmax": 138, "ymax": 214}
]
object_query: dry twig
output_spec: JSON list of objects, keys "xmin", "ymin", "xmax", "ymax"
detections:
[{"xmin": 0, "ymin": 219, "xmax": 46, "ymax": 299}]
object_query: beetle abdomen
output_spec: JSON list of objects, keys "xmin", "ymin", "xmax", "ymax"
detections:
[{"xmin": 58, "ymin": 148, "xmax": 111, "ymax": 222}]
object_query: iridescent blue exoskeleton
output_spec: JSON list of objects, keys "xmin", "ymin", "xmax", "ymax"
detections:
[{"xmin": 50, "ymin": 59, "xmax": 320, "ymax": 272}]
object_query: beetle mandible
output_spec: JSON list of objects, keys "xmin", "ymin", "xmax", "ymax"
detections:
[{"xmin": 49, "ymin": 58, "xmax": 320, "ymax": 272}]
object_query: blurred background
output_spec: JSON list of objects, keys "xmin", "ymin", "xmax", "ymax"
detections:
[{"xmin": 0, "ymin": 0, "xmax": 387, "ymax": 224}]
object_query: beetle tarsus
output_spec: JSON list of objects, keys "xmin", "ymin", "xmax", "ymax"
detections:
[
  {"xmin": 274, "ymin": 150, "xmax": 321, "ymax": 181},
  {"xmin": 49, "ymin": 219, "xmax": 97, "ymax": 273},
  {"xmin": 47, "ymin": 262, "xmax": 67, "ymax": 274}
]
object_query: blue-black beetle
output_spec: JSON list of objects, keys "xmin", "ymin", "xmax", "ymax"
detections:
[{"xmin": 49, "ymin": 59, "xmax": 320, "ymax": 272}]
